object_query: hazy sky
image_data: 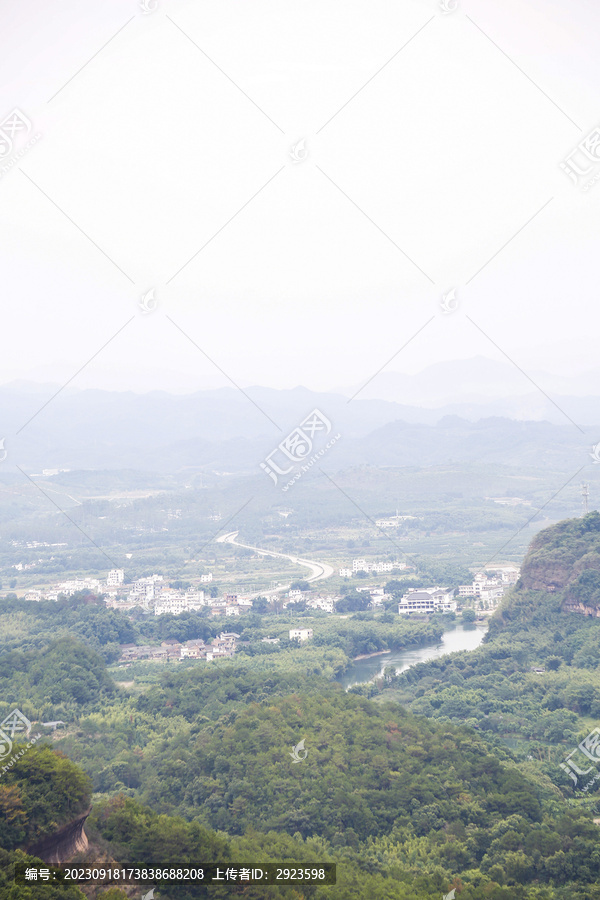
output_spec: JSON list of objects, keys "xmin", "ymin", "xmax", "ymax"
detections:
[{"xmin": 1, "ymin": 0, "xmax": 599, "ymax": 396}]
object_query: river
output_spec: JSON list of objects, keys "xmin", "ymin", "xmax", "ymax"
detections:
[{"xmin": 337, "ymin": 623, "xmax": 488, "ymax": 689}]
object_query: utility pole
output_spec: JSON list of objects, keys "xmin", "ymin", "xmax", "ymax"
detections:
[{"xmin": 582, "ymin": 483, "xmax": 589, "ymax": 516}]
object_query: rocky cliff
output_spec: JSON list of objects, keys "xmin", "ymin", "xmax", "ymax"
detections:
[
  {"xmin": 27, "ymin": 807, "xmax": 91, "ymax": 864},
  {"xmin": 518, "ymin": 511, "xmax": 600, "ymax": 613}
]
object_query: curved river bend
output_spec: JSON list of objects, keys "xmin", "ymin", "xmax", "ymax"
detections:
[{"xmin": 337, "ymin": 623, "xmax": 488, "ymax": 690}]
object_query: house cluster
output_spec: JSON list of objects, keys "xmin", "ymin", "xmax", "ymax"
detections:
[
  {"xmin": 285, "ymin": 584, "xmax": 394, "ymax": 611},
  {"xmin": 13, "ymin": 559, "xmax": 47, "ymax": 572},
  {"xmin": 154, "ymin": 591, "xmax": 206, "ymax": 615},
  {"xmin": 398, "ymin": 587, "xmax": 457, "ymax": 615},
  {"xmin": 119, "ymin": 632, "xmax": 240, "ymax": 664},
  {"xmin": 24, "ymin": 577, "xmax": 104, "ymax": 602},
  {"xmin": 207, "ymin": 593, "xmax": 254, "ymax": 617},
  {"xmin": 128, "ymin": 574, "xmax": 164, "ymax": 602},
  {"xmin": 103, "ymin": 570, "xmax": 250, "ymax": 618},
  {"xmin": 457, "ymin": 567, "xmax": 519, "ymax": 606},
  {"xmin": 355, "ymin": 586, "xmax": 393, "ymax": 607},
  {"xmin": 397, "ymin": 566, "xmax": 520, "ymax": 616},
  {"xmin": 11, "ymin": 540, "xmax": 68, "ymax": 549},
  {"xmin": 286, "ymin": 589, "xmax": 336, "ymax": 612},
  {"xmin": 20, "ymin": 567, "xmax": 250, "ymax": 618},
  {"xmin": 339, "ymin": 558, "xmax": 408, "ymax": 578},
  {"xmin": 374, "ymin": 514, "xmax": 417, "ymax": 527}
]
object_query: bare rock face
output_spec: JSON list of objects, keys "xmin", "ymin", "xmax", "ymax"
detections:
[
  {"xmin": 563, "ymin": 601, "xmax": 600, "ymax": 618},
  {"xmin": 27, "ymin": 807, "xmax": 91, "ymax": 864},
  {"xmin": 519, "ymin": 549, "xmax": 573, "ymax": 592}
]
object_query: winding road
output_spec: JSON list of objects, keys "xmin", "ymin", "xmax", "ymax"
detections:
[{"xmin": 216, "ymin": 531, "xmax": 334, "ymax": 594}]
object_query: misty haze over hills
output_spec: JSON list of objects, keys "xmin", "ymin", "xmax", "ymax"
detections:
[
  {"xmin": 0, "ymin": 354, "xmax": 596, "ymax": 473},
  {"xmin": 9, "ymin": 356, "xmax": 600, "ymax": 418},
  {"xmin": 338, "ymin": 356, "xmax": 600, "ymax": 424}
]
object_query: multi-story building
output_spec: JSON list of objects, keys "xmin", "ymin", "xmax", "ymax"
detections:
[
  {"xmin": 154, "ymin": 590, "xmax": 205, "ymax": 615},
  {"xmin": 398, "ymin": 587, "xmax": 456, "ymax": 616},
  {"xmin": 487, "ymin": 566, "xmax": 519, "ymax": 584},
  {"xmin": 107, "ymin": 569, "xmax": 125, "ymax": 586},
  {"xmin": 180, "ymin": 639, "xmax": 207, "ymax": 659},
  {"xmin": 206, "ymin": 633, "xmax": 239, "ymax": 660},
  {"xmin": 210, "ymin": 600, "xmax": 228, "ymax": 616},
  {"xmin": 345, "ymin": 560, "xmax": 406, "ymax": 576},
  {"xmin": 307, "ymin": 596, "xmax": 335, "ymax": 613},
  {"xmin": 57, "ymin": 578, "xmax": 103, "ymax": 596},
  {"xmin": 289, "ymin": 628, "xmax": 313, "ymax": 641},
  {"xmin": 368, "ymin": 588, "xmax": 391, "ymax": 607},
  {"xmin": 219, "ymin": 632, "xmax": 240, "ymax": 650},
  {"xmin": 155, "ymin": 596, "xmax": 186, "ymax": 616},
  {"xmin": 458, "ymin": 573, "xmax": 509, "ymax": 607}
]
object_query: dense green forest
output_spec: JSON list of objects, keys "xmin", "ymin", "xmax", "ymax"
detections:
[
  {"xmin": 370, "ymin": 514, "xmax": 600, "ymax": 786},
  {"xmin": 4, "ymin": 514, "xmax": 600, "ymax": 897}
]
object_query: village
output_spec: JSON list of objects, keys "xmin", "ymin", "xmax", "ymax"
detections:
[
  {"xmin": 18, "ymin": 559, "xmax": 518, "ymax": 617},
  {"xmin": 15, "ymin": 556, "xmax": 520, "ymax": 666}
]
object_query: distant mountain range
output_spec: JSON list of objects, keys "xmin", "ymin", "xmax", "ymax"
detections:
[
  {"xmin": 0, "ymin": 372, "xmax": 594, "ymax": 474},
  {"xmin": 338, "ymin": 355, "xmax": 600, "ymax": 428}
]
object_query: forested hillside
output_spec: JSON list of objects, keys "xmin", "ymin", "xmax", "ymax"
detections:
[
  {"xmin": 4, "ymin": 515, "xmax": 600, "ymax": 897},
  {"xmin": 376, "ymin": 514, "xmax": 600, "ymax": 790}
]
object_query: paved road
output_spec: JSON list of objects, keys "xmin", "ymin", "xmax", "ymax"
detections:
[{"xmin": 216, "ymin": 531, "xmax": 334, "ymax": 593}]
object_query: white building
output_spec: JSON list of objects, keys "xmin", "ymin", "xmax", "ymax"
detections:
[
  {"xmin": 458, "ymin": 567, "xmax": 518, "ymax": 604},
  {"xmin": 57, "ymin": 578, "xmax": 102, "ymax": 596},
  {"xmin": 368, "ymin": 589, "xmax": 391, "ymax": 607},
  {"xmin": 155, "ymin": 596, "xmax": 187, "ymax": 615},
  {"xmin": 486, "ymin": 566, "xmax": 519, "ymax": 584},
  {"xmin": 375, "ymin": 515, "xmax": 416, "ymax": 527},
  {"xmin": 219, "ymin": 632, "xmax": 240, "ymax": 648},
  {"xmin": 289, "ymin": 628, "xmax": 313, "ymax": 641},
  {"xmin": 346, "ymin": 560, "xmax": 406, "ymax": 576},
  {"xmin": 200, "ymin": 573, "xmax": 213, "ymax": 583},
  {"xmin": 479, "ymin": 587, "xmax": 505, "ymax": 605},
  {"xmin": 398, "ymin": 587, "xmax": 456, "ymax": 616},
  {"xmin": 107, "ymin": 569, "xmax": 125, "ymax": 586},
  {"xmin": 130, "ymin": 582, "xmax": 155, "ymax": 602},
  {"xmin": 184, "ymin": 590, "xmax": 206, "ymax": 605},
  {"xmin": 154, "ymin": 590, "xmax": 205, "ymax": 615},
  {"xmin": 371, "ymin": 562, "xmax": 394, "ymax": 573},
  {"xmin": 458, "ymin": 574, "xmax": 507, "ymax": 605},
  {"xmin": 307, "ymin": 596, "xmax": 335, "ymax": 613},
  {"xmin": 205, "ymin": 632, "xmax": 239, "ymax": 660},
  {"xmin": 180, "ymin": 640, "xmax": 207, "ymax": 659}
]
